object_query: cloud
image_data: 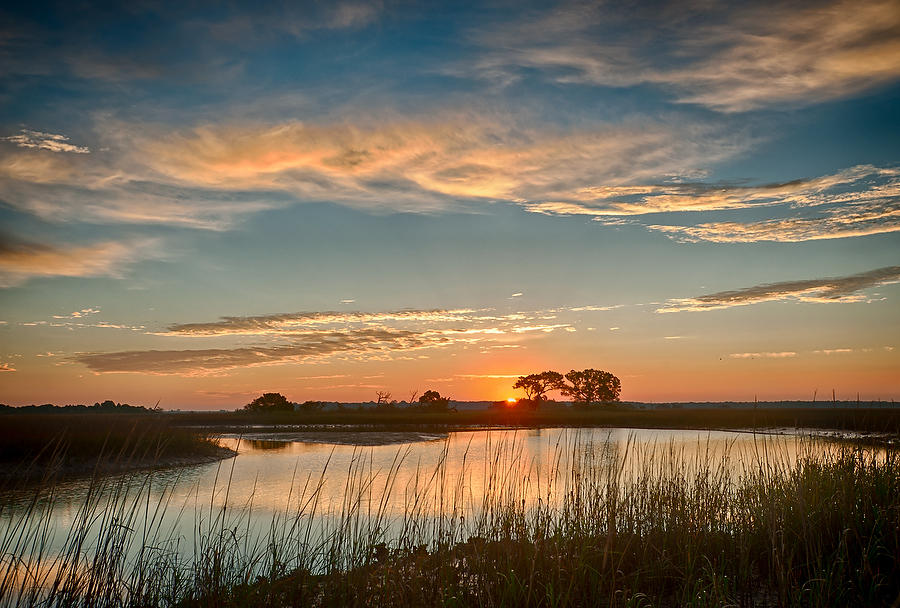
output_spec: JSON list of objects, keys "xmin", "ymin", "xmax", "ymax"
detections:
[
  {"xmin": 511, "ymin": 324, "xmax": 571, "ymax": 333},
  {"xmin": 129, "ymin": 116, "xmax": 737, "ymax": 210},
  {"xmin": 323, "ymin": 2, "xmax": 382, "ymax": 29},
  {"xmin": 657, "ymin": 266, "xmax": 900, "ymax": 313},
  {"xmin": 73, "ymin": 301, "xmax": 592, "ymax": 375},
  {"xmin": 812, "ymin": 348, "xmax": 855, "ymax": 355},
  {"xmin": 525, "ymin": 164, "xmax": 899, "ymax": 215},
  {"xmin": 2, "ymin": 130, "xmax": 90, "ymax": 153},
  {"xmin": 455, "ymin": 373, "xmax": 524, "ymax": 379},
  {"xmin": 163, "ymin": 309, "xmax": 477, "ymax": 336},
  {"xmin": 568, "ymin": 304, "xmax": 624, "ymax": 312},
  {"xmin": 0, "ymin": 363, "xmax": 15, "ymax": 372},
  {"xmin": 297, "ymin": 374, "xmax": 350, "ymax": 380},
  {"xmin": 74, "ymin": 327, "xmax": 466, "ymax": 375},
  {"xmin": 53, "ymin": 307, "xmax": 101, "ymax": 319},
  {"xmin": 0, "ymin": 235, "xmax": 158, "ymax": 287},
  {"xmin": 203, "ymin": 1, "xmax": 383, "ymax": 42},
  {"xmin": 311, "ymin": 383, "xmax": 386, "ymax": 390},
  {"xmin": 729, "ymin": 352, "xmax": 797, "ymax": 359},
  {"xmin": 470, "ymin": 0, "xmax": 900, "ymax": 111},
  {"xmin": 524, "ymin": 165, "xmax": 900, "ymax": 242},
  {"xmin": 0, "ymin": 149, "xmax": 286, "ymax": 230},
  {"xmin": 0, "ymin": 114, "xmax": 740, "ymax": 229},
  {"xmin": 646, "ymin": 198, "xmax": 900, "ymax": 243}
]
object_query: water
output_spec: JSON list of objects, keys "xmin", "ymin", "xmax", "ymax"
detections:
[{"xmin": 0, "ymin": 427, "xmax": 875, "ymax": 598}]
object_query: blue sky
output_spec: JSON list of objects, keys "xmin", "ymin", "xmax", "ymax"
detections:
[{"xmin": 1, "ymin": 0, "xmax": 898, "ymax": 407}]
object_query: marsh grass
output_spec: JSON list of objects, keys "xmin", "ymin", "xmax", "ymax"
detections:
[
  {"xmin": 1, "ymin": 433, "xmax": 898, "ymax": 607},
  {"xmin": 0, "ymin": 415, "xmax": 230, "ymax": 486},
  {"xmin": 172, "ymin": 407, "xmax": 900, "ymax": 448}
]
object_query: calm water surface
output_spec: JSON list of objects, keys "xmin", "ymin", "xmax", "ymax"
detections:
[{"xmin": 0, "ymin": 427, "xmax": 869, "ymax": 585}]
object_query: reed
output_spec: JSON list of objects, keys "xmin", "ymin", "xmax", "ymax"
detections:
[
  {"xmin": 173, "ymin": 406, "xmax": 900, "ymax": 439},
  {"xmin": 1, "ymin": 434, "xmax": 897, "ymax": 607},
  {"xmin": 0, "ymin": 414, "xmax": 230, "ymax": 485}
]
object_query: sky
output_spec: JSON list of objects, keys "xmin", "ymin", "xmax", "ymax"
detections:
[{"xmin": 0, "ymin": 0, "xmax": 898, "ymax": 408}]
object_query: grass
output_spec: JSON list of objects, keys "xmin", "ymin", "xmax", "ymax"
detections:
[
  {"xmin": 0, "ymin": 414, "xmax": 231, "ymax": 486},
  {"xmin": 173, "ymin": 405, "xmax": 900, "ymax": 438},
  {"xmin": 1, "ymin": 432, "xmax": 898, "ymax": 606}
]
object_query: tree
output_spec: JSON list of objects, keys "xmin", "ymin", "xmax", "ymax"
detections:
[
  {"xmin": 296, "ymin": 400, "xmax": 326, "ymax": 412},
  {"xmin": 243, "ymin": 392, "xmax": 293, "ymax": 412},
  {"xmin": 513, "ymin": 371, "xmax": 565, "ymax": 402},
  {"xmin": 375, "ymin": 391, "xmax": 393, "ymax": 404},
  {"xmin": 418, "ymin": 390, "xmax": 451, "ymax": 411},
  {"xmin": 559, "ymin": 369, "xmax": 621, "ymax": 405}
]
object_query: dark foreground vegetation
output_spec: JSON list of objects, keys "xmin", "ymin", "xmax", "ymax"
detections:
[
  {"xmin": 0, "ymin": 413, "xmax": 231, "ymax": 484},
  {"xmin": 0, "ymin": 400, "xmax": 157, "ymax": 415},
  {"xmin": 1, "ymin": 438, "xmax": 897, "ymax": 607}
]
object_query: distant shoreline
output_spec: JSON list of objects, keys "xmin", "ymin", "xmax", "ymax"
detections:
[
  {"xmin": 164, "ymin": 406, "xmax": 900, "ymax": 443},
  {"xmin": 5, "ymin": 400, "xmax": 898, "ymax": 413}
]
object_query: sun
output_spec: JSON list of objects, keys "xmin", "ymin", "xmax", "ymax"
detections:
[{"xmin": 506, "ymin": 397, "xmax": 518, "ymax": 407}]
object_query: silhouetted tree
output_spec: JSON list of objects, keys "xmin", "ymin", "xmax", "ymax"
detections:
[
  {"xmin": 559, "ymin": 369, "xmax": 621, "ymax": 405},
  {"xmin": 375, "ymin": 391, "xmax": 392, "ymax": 404},
  {"xmin": 243, "ymin": 392, "xmax": 293, "ymax": 412},
  {"xmin": 513, "ymin": 371, "xmax": 565, "ymax": 402},
  {"xmin": 419, "ymin": 390, "xmax": 451, "ymax": 411}
]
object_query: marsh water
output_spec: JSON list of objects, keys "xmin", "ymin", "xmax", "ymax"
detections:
[{"xmin": 0, "ymin": 427, "xmax": 878, "ymax": 591}]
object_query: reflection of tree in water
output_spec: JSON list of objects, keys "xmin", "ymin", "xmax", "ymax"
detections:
[{"xmin": 244, "ymin": 439, "xmax": 291, "ymax": 452}]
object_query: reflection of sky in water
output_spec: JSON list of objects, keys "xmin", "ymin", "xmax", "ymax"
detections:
[{"xmin": 0, "ymin": 428, "xmax": 878, "ymax": 586}]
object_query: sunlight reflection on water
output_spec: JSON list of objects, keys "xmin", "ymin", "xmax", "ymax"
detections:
[{"xmin": 0, "ymin": 426, "xmax": 879, "ymax": 595}]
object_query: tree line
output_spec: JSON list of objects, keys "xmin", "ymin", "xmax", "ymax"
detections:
[
  {"xmin": 241, "ymin": 368, "xmax": 620, "ymax": 413},
  {"xmin": 242, "ymin": 390, "xmax": 455, "ymax": 412},
  {"xmin": 0, "ymin": 400, "xmax": 158, "ymax": 414},
  {"xmin": 513, "ymin": 369, "xmax": 621, "ymax": 406}
]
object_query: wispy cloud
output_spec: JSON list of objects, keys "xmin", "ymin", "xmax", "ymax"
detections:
[
  {"xmin": 163, "ymin": 309, "xmax": 477, "ymax": 336},
  {"xmin": 0, "ymin": 235, "xmax": 158, "ymax": 287},
  {"xmin": 0, "ymin": 148, "xmax": 285, "ymax": 230},
  {"xmin": 297, "ymin": 374, "xmax": 350, "ymax": 380},
  {"xmin": 658, "ymin": 266, "xmax": 900, "ymax": 313},
  {"xmin": 469, "ymin": 0, "xmax": 900, "ymax": 111},
  {"xmin": 53, "ymin": 307, "xmax": 101, "ymax": 319},
  {"xmin": 74, "ymin": 327, "xmax": 449, "ymax": 375},
  {"xmin": 203, "ymin": 1, "xmax": 383, "ymax": 42},
  {"xmin": 0, "ymin": 363, "xmax": 16, "ymax": 372},
  {"xmin": 522, "ymin": 164, "xmax": 900, "ymax": 242},
  {"xmin": 526, "ymin": 165, "xmax": 899, "ymax": 216},
  {"xmin": 455, "ymin": 373, "xmax": 524, "ymax": 379},
  {"xmin": 74, "ymin": 301, "xmax": 588, "ymax": 375},
  {"xmin": 647, "ymin": 198, "xmax": 900, "ymax": 243},
  {"xmin": 729, "ymin": 352, "xmax": 797, "ymax": 359},
  {"xmin": 2, "ymin": 130, "xmax": 89, "ymax": 153},
  {"xmin": 568, "ymin": 304, "xmax": 624, "ymax": 312},
  {"xmin": 130, "ymin": 116, "xmax": 735, "ymax": 210},
  {"xmin": 511, "ymin": 324, "xmax": 571, "ymax": 333},
  {"xmin": 0, "ymin": 115, "xmax": 739, "ymax": 229}
]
